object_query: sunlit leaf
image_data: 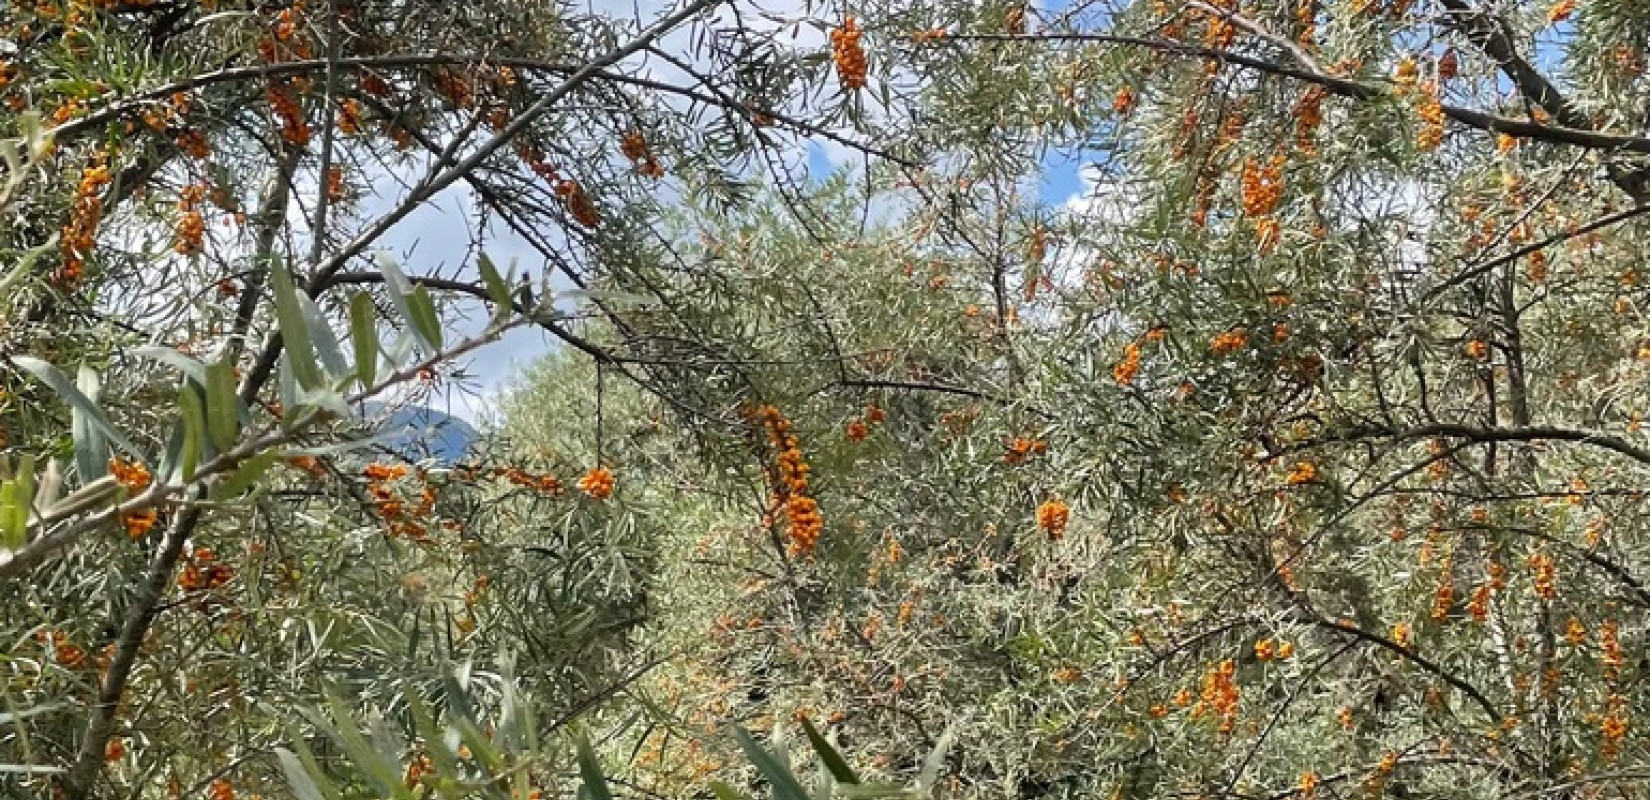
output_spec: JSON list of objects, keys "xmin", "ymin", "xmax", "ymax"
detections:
[
  {"xmin": 271, "ymin": 258, "xmax": 324, "ymax": 390},
  {"xmin": 349, "ymin": 291, "xmax": 378, "ymax": 387}
]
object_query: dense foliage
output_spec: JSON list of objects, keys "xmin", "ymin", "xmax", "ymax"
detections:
[{"xmin": 5, "ymin": 0, "xmax": 1650, "ymax": 798}]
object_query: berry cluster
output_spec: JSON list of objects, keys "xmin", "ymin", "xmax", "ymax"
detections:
[
  {"xmin": 365, "ymin": 462, "xmax": 436, "ymax": 540},
  {"xmin": 830, "ymin": 16, "xmax": 869, "ymax": 90},
  {"xmin": 266, "ymin": 79, "xmax": 312, "ymax": 147},
  {"xmin": 59, "ymin": 150, "xmax": 113, "ymax": 286},
  {"xmin": 555, "ymin": 179, "xmax": 600, "ymax": 228},
  {"xmin": 177, "ymin": 546, "xmax": 234, "ymax": 595},
  {"xmin": 749, "ymin": 404, "xmax": 823, "ymax": 557},
  {"xmin": 578, "ymin": 466, "xmax": 615, "ymax": 500},
  {"xmin": 844, "ymin": 403, "xmax": 884, "ymax": 442},
  {"xmin": 620, "ymin": 130, "xmax": 665, "ymax": 178},
  {"xmin": 174, "ymin": 183, "xmax": 207, "ymax": 255},
  {"xmin": 1035, "ymin": 498, "xmax": 1069, "ymax": 540},
  {"xmin": 1239, "ymin": 154, "xmax": 1286, "ymax": 217}
]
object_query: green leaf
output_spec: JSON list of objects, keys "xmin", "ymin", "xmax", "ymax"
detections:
[
  {"xmin": 298, "ymin": 291, "xmax": 349, "ymax": 380},
  {"xmin": 204, "ymin": 360, "xmax": 240, "ymax": 452},
  {"xmin": 376, "ymin": 254, "xmax": 436, "ymax": 354},
  {"xmin": 210, "ymin": 451, "xmax": 280, "ymax": 501},
  {"xmin": 295, "ymin": 386, "xmax": 349, "ymax": 420},
  {"xmin": 383, "ymin": 332, "xmax": 416, "ymax": 372},
  {"xmin": 271, "ymin": 259, "xmax": 324, "ymax": 390},
  {"xmin": 711, "ymin": 783, "xmax": 756, "ymax": 800},
  {"xmin": 0, "ymin": 235, "xmax": 60, "ymax": 298},
  {"xmin": 321, "ymin": 692, "xmax": 408, "ymax": 798},
  {"xmin": 0, "ymin": 482, "xmax": 21, "ymax": 551},
  {"xmin": 477, "ymin": 253, "xmax": 515, "ymax": 319},
  {"xmin": 408, "ymin": 283, "xmax": 444, "ymax": 351},
  {"xmin": 11, "ymin": 358, "xmax": 137, "ymax": 478},
  {"xmin": 72, "ymin": 365, "xmax": 108, "ymax": 483},
  {"xmin": 278, "ymin": 358, "xmax": 299, "ymax": 432},
  {"xmin": 915, "ymin": 722, "xmax": 956, "ymax": 796},
  {"xmin": 574, "ymin": 730, "xmax": 616, "ymax": 800},
  {"xmin": 799, "ymin": 717, "xmax": 859, "ymax": 784},
  {"xmin": 732, "ymin": 728, "xmax": 811, "ymax": 800},
  {"xmin": 1, "ymin": 456, "xmax": 35, "ymax": 550},
  {"xmin": 274, "ymin": 747, "xmax": 334, "ymax": 800},
  {"xmin": 176, "ymin": 385, "xmax": 206, "ymax": 484},
  {"xmin": 349, "ymin": 292, "xmax": 379, "ymax": 387},
  {"xmin": 128, "ymin": 345, "xmax": 210, "ymax": 386}
]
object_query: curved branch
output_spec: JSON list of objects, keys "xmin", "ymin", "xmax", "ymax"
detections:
[
  {"xmin": 1306, "ymin": 616, "xmax": 1503, "ymax": 724},
  {"xmin": 46, "ymin": 54, "xmax": 907, "ymax": 167},
  {"xmin": 942, "ymin": 32, "xmax": 1650, "ymax": 155}
]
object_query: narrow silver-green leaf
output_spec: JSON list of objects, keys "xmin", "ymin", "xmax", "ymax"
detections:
[
  {"xmin": 348, "ymin": 292, "xmax": 378, "ymax": 387},
  {"xmin": 3, "ymin": 455, "xmax": 35, "ymax": 548},
  {"xmin": 295, "ymin": 386, "xmax": 348, "ymax": 420},
  {"xmin": 322, "ymin": 692, "xmax": 407, "ymax": 798},
  {"xmin": 72, "ymin": 365, "xmax": 107, "ymax": 482},
  {"xmin": 274, "ymin": 747, "xmax": 332, "ymax": 800},
  {"xmin": 157, "ymin": 423, "xmax": 186, "ymax": 495},
  {"xmin": 271, "ymin": 259, "xmax": 324, "ymax": 390},
  {"xmin": 297, "ymin": 291, "xmax": 348, "ymax": 379},
  {"xmin": 11, "ymin": 358, "xmax": 137, "ymax": 475},
  {"xmin": 477, "ymin": 253, "xmax": 514, "ymax": 318},
  {"xmin": 177, "ymin": 385, "xmax": 205, "ymax": 484},
  {"xmin": 732, "ymin": 728, "xmax": 811, "ymax": 800},
  {"xmin": 407, "ymin": 283, "xmax": 444, "ymax": 351},
  {"xmin": 204, "ymin": 361, "xmax": 240, "ymax": 452},
  {"xmin": 0, "ymin": 481, "xmax": 22, "ymax": 551},
  {"xmin": 375, "ymin": 254, "xmax": 434, "ymax": 354},
  {"xmin": 916, "ymin": 721, "xmax": 956, "ymax": 795},
  {"xmin": 286, "ymin": 734, "xmax": 344, "ymax": 800},
  {"xmin": 574, "ymin": 730, "xmax": 615, "ymax": 800},
  {"xmin": 128, "ymin": 346, "xmax": 210, "ymax": 386},
  {"xmin": 211, "ymin": 451, "xmax": 280, "ymax": 501},
  {"xmin": 800, "ymin": 716, "xmax": 859, "ymax": 784},
  {"xmin": 711, "ymin": 782, "xmax": 756, "ymax": 800},
  {"xmin": 383, "ymin": 332, "xmax": 415, "ymax": 372},
  {"xmin": 278, "ymin": 358, "xmax": 299, "ymax": 431},
  {"xmin": 0, "ymin": 702, "xmax": 66, "ymax": 726}
]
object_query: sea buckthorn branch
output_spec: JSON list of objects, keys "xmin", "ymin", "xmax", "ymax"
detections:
[
  {"xmin": 42, "ymin": 54, "xmax": 908, "ymax": 168},
  {"xmin": 0, "ymin": 315, "xmax": 529, "ymax": 582},
  {"xmin": 34, "ymin": 315, "xmax": 527, "ymax": 798},
  {"xmin": 1436, "ymin": 0, "xmax": 1590, "ymax": 132},
  {"xmin": 1327, "ymin": 423, "xmax": 1650, "ymax": 472},
  {"xmin": 1419, "ymin": 202, "xmax": 1650, "ymax": 308},
  {"xmin": 1418, "ymin": 151, "xmax": 1593, "ymax": 310},
  {"xmin": 1439, "ymin": 521, "xmax": 1650, "ymax": 611},
  {"xmin": 1225, "ymin": 637, "xmax": 1363, "ymax": 796},
  {"xmin": 305, "ymin": 0, "xmax": 343, "ymax": 269},
  {"xmin": 936, "ymin": 31, "xmax": 1650, "ymax": 158},
  {"xmin": 1183, "ymin": 0, "xmax": 1323, "ymax": 75},
  {"xmin": 1302, "ymin": 613, "xmax": 1505, "ymax": 725},
  {"xmin": 233, "ymin": 0, "xmax": 727, "ymax": 411}
]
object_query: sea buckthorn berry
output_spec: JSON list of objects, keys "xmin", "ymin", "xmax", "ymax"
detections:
[
  {"xmin": 1036, "ymin": 498, "xmax": 1069, "ymax": 540},
  {"xmin": 578, "ymin": 466, "xmax": 615, "ymax": 500},
  {"xmin": 830, "ymin": 16, "xmax": 869, "ymax": 90}
]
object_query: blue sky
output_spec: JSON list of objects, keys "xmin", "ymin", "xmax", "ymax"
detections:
[{"xmin": 390, "ymin": 0, "xmax": 1109, "ymax": 423}]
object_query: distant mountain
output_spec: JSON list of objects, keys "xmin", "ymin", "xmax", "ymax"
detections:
[{"xmin": 357, "ymin": 402, "xmax": 479, "ymax": 465}]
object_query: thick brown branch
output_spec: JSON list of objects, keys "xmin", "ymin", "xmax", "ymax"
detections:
[{"xmin": 1438, "ymin": 0, "xmax": 1650, "ymax": 198}]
